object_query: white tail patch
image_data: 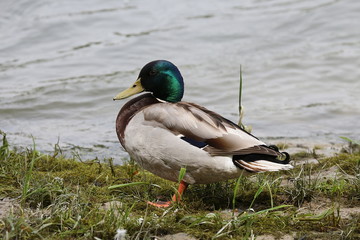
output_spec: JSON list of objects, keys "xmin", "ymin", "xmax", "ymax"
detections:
[{"xmin": 238, "ymin": 160, "xmax": 293, "ymax": 173}]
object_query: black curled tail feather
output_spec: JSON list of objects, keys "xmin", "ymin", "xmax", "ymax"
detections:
[
  {"xmin": 232, "ymin": 146, "xmax": 291, "ymax": 164},
  {"xmin": 232, "ymin": 145, "xmax": 292, "ymax": 172},
  {"xmin": 281, "ymin": 151, "xmax": 290, "ymax": 164},
  {"xmin": 267, "ymin": 145, "xmax": 291, "ymax": 164}
]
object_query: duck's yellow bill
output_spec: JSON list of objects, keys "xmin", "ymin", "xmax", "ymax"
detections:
[{"xmin": 113, "ymin": 78, "xmax": 144, "ymax": 100}]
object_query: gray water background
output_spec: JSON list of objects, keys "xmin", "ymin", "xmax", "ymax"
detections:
[{"xmin": 1, "ymin": 0, "xmax": 359, "ymax": 163}]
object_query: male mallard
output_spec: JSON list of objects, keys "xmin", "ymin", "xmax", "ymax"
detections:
[{"xmin": 114, "ymin": 60, "xmax": 292, "ymax": 207}]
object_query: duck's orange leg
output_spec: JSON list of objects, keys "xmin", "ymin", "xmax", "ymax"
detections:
[{"xmin": 148, "ymin": 180, "xmax": 189, "ymax": 208}]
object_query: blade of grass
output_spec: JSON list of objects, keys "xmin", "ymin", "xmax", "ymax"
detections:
[
  {"xmin": 295, "ymin": 207, "xmax": 334, "ymax": 221},
  {"xmin": 232, "ymin": 176, "xmax": 242, "ymax": 214},
  {"xmin": 266, "ymin": 181, "xmax": 274, "ymax": 208},
  {"xmin": 248, "ymin": 181, "xmax": 265, "ymax": 209},
  {"xmin": 241, "ymin": 204, "xmax": 292, "ymax": 220},
  {"xmin": 108, "ymin": 182, "xmax": 156, "ymax": 189},
  {"xmin": 21, "ymin": 137, "xmax": 38, "ymax": 206},
  {"xmin": 238, "ymin": 65, "xmax": 243, "ymax": 127},
  {"xmin": 178, "ymin": 167, "xmax": 186, "ymax": 183},
  {"xmin": 0, "ymin": 130, "xmax": 10, "ymax": 159},
  {"xmin": 340, "ymin": 136, "xmax": 360, "ymax": 145}
]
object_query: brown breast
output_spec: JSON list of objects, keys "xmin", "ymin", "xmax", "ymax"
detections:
[{"xmin": 115, "ymin": 93, "xmax": 159, "ymax": 147}]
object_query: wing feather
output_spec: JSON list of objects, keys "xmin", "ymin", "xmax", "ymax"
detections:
[
  {"xmin": 141, "ymin": 99, "xmax": 292, "ymax": 173},
  {"xmin": 143, "ymin": 101, "xmax": 264, "ymax": 151}
]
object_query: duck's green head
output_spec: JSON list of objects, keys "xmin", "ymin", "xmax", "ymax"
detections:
[{"xmin": 113, "ymin": 60, "xmax": 184, "ymax": 102}]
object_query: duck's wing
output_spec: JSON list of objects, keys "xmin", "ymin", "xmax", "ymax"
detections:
[
  {"xmin": 143, "ymin": 101, "xmax": 264, "ymax": 151},
  {"xmin": 143, "ymin": 101, "xmax": 291, "ymax": 173}
]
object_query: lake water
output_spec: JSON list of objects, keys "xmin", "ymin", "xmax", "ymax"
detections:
[{"xmin": 1, "ymin": 0, "xmax": 359, "ymax": 163}]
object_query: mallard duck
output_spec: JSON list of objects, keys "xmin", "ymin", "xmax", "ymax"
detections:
[{"xmin": 114, "ymin": 60, "xmax": 292, "ymax": 207}]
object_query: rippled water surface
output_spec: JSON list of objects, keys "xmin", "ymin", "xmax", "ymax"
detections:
[{"xmin": 1, "ymin": 0, "xmax": 359, "ymax": 163}]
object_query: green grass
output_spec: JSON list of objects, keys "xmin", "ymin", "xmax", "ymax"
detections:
[{"xmin": 1, "ymin": 132, "xmax": 360, "ymax": 239}]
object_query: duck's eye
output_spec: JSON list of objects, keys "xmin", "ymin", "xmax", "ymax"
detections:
[{"xmin": 149, "ymin": 70, "xmax": 157, "ymax": 76}]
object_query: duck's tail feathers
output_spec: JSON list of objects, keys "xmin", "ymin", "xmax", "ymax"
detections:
[
  {"xmin": 234, "ymin": 159, "xmax": 293, "ymax": 173},
  {"xmin": 233, "ymin": 148, "xmax": 293, "ymax": 173}
]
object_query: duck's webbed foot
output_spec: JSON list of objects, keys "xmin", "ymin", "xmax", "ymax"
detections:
[
  {"xmin": 147, "ymin": 180, "xmax": 189, "ymax": 208},
  {"xmin": 147, "ymin": 201, "xmax": 172, "ymax": 208}
]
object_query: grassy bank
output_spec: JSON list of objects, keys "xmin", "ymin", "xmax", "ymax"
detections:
[{"xmin": 0, "ymin": 132, "xmax": 359, "ymax": 239}]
